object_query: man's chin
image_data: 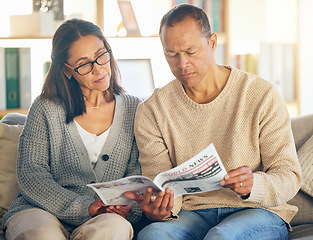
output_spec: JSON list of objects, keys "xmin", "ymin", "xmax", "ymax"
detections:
[{"xmin": 177, "ymin": 78, "xmax": 198, "ymax": 89}]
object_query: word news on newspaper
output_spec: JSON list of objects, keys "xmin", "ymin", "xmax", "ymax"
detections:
[{"xmin": 88, "ymin": 143, "xmax": 227, "ymax": 205}]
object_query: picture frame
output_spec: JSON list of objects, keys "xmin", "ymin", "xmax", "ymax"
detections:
[
  {"xmin": 117, "ymin": 0, "xmax": 141, "ymax": 37},
  {"xmin": 117, "ymin": 58, "xmax": 154, "ymax": 99}
]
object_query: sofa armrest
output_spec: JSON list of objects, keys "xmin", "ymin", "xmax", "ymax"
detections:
[{"xmin": 291, "ymin": 114, "xmax": 313, "ymax": 151}]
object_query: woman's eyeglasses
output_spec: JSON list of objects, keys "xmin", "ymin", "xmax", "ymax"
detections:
[{"xmin": 64, "ymin": 50, "xmax": 111, "ymax": 75}]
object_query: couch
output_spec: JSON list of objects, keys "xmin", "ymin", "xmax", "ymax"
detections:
[{"xmin": 0, "ymin": 113, "xmax": 313, "ymax": 240}]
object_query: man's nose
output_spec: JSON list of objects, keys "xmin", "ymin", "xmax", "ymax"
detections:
[{"xmin": 178, "ymin": 55, "xmax": 189, "ymax": 69}]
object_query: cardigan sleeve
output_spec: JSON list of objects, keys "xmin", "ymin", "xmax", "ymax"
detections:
[
  {"xmin": 124, "ymin": 138, "xmax": 141, "ymax": 177},
  {"xmin": 134, "ymin": 100, "xmax": 182, "ymax": 216},
  {"xmin": 124, "ymin": 137, "xmax": 143, "ymax": 225}
]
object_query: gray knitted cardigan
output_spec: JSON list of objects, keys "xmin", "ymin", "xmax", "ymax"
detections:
[{"xmin": 2, "ymin": 93, "xmax": 142, "ymax": 231}]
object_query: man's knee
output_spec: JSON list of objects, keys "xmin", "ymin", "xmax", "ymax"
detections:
[
  {"xmin": 137, "ymin": 223, "xmax": 161, "ymax": 240},
  {"xmin": 137, "ymin": 222, "xmax": 178, "ymax": 240}
]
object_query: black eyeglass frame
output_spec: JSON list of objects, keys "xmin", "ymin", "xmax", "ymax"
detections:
[{"xmin": 64, "ymin": 49, "xmax": 112, "ymax": 76}]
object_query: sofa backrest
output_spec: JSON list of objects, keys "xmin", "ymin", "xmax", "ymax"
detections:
[
  {"xmin": 0, "ymin": 113, "xmax": 312, "ymax": 229},
  {"xmin": 291, "ymin": 114, "xmax": 313, "ymax": 151}
]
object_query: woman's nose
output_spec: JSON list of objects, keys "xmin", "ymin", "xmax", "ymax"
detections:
[{"xmin": 92, "ymin": 62, "xmax": 104, "ymax": 74}]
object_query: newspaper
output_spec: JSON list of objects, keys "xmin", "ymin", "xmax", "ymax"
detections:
[{"xmin": 88, "ymin": 143, "xmax": 227, "ymax": 205}]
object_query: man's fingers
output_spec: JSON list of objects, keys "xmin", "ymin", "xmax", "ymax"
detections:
[
  {"xmin": 160, "ymin": 189, "xmax": 170, "ymax": 208},
  {"xmin": 149, "ymin": 190, "xmax": 165, "ymax": 210},
  {"xmin": 124, "ymin": 187, "xmax": 174, "ymax": 221},
  {"xmin": 124, "ymin": 191, "xmax": 144, "ymax": 201},
  {"xmin": 141, "ymin": 187, "xmax": 154, "ymax": 206},
  {"xmin": 159, "ymin": 188, "xmax": 173, "ymax": 208},
  {"xmin": 221, "ymin": 166, "xmax": 252, "ymax": 185},
  {"xmin": 167, "ymin": 190, "xmax": 174, "ymax": 210},
  {"xmin": 219, "ymin": 166, "xmax": 254, "ymax": 197},
  {"xmin": 162, "ymin": 188, "xmax": 174, "ymax": 212},
  {"xmin": 221, "ymin": 174, "xmax": 254, "ymax": 196},
  {"xmin": 123, "ymin": 191, "xmax": 135, "ymax": 199}
]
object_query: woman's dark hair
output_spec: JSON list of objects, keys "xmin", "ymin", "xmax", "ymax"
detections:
[
  {"xmin": 41, "ymin": 18, "xmax": 124, "ymax": 123},
  {"xmin": 159, "ymin": 4, "xmax": 212, "ymax": 37}
]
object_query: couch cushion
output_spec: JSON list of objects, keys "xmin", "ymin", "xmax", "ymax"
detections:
[
  {"xmin": 0, "ymin": 123, "xmax": 23, "ymax": 232},
  {"xmin": 289, "ymin": 190, "xmax": 313, "ymax": 226},
  {"xmin": 297, "ymin": 134, "xmax": 313, "ymax": 197},
  {"xmin": 288, "ymin": 224, "xmax": 313, "ymax": 239}
]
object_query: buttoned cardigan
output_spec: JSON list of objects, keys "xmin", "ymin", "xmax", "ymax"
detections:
[{"xmin": 2, "ymin": 93, "xmax": 142, "ymax": 230}]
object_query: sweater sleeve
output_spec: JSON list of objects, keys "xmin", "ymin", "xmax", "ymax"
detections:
[
  {"xmin": 17, "ymin": 99, "xmax": 93, "ymax": 226},
  {"xmin": 246, "ymin": 85, "xmax": 302, "ymax": 207},
  {"xmin": 134, "ymin": 100, "xmax": 182, "ymax": 216}
]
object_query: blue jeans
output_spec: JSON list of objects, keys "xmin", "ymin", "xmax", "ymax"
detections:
[{"xmin": 137, "ymin": 208, "xmax": 288, "ymax": 240}]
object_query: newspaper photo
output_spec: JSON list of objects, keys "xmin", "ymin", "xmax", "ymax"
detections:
[{"xmin": 87, "ymin": 143, "xmax": 227, "ymax": 205}]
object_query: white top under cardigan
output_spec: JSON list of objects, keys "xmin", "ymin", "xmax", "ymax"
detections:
[{"xmin": 74, "ymin": 120, "xmax": 110, "ymax": 166}]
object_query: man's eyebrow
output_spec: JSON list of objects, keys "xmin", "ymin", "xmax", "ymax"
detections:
[
  {"xmin": 185, "ymin": 47, "xmax": 196, "ymax": 52},
  {"xmin": 165, "ymin": 47, "xmax": 195, "ymax": 54},
  {"xmin": 166, "ymin": 51, "xmax": 176, "ymax": 54}
]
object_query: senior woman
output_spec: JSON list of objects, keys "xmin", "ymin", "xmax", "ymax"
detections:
[{"xmin": 2, "ymin": 18, "xmax": 142, "ymax": 240}]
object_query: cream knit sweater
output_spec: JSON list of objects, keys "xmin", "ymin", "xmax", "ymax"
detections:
[{"xmin": 134, "ymin": 66, "xmax": 302, "ymax": 224}]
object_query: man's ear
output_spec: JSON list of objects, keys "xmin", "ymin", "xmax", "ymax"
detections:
[
  {"xmin": 62, "ymin": 66, "xmax": 72, "ymax": 79},
  {"xmin": 208, "ymin": 33, "xmax": 217, "ymax": 51}
]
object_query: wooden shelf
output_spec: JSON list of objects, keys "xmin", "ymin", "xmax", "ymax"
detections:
[
  {"xmin": 0, "ymin": 36, "xmax": 53, "ymax": 40},
  {"xmin": 0, "ymin": 108, "xmax": 29, "ymax": 117},
  {"xmin": 4, "ymin": 1, "xmax": 301, "ymax": 115},
  {"xmin": 0, "ymin": 35, "xmax": 165, "ymax": 40}
]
